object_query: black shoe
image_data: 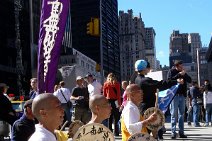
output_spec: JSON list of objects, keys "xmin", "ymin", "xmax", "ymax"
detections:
[
  {"xmin": 179, "ymin": 134, "xmax": 187, "ymax": 138},
  {"xmin": 171, "ymin": 134, "xmax": 176, "ymax": 139},
  {"xmin": 188, "ymin": 122, "xmax": 191, "ymax": 126}
]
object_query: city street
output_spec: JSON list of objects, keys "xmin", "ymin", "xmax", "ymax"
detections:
[{"xmin": 115, "ymin": 122, "xmax": 212, "ymax": 141}]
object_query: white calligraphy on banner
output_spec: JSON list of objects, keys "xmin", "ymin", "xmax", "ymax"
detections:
[{"xmin": 43, "ymin": 0, "xmax": 63, "ymax": 81}]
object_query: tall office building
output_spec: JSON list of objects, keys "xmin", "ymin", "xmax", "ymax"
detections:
[
  {"xmin": 70, "ymin": 0, "xmax": 120, "ymax": 80},
  {"xmin": 0, "ymin": 0, "xmax": 32, "ymax": 94},
  {"xmin": 199, "ymin": 47, "xmax": 208, "ymax": 84},
  {"xmin": 206, "ymin": 37, "xmax": 212, "ymax": 83},
  {"xmin": 119, "ymin": 9, "xmax": 145, "ymax": 81},
  {"xmin": 145, "ymin": 27, "xmax": 156, "ymax": 71},
  {"xmin": 169, "ymin": 30, "xmax": 191, "ymax": 66},
  {"xmin": 188, "ymin": 33, "xmax": 202, "ymax": 62}
]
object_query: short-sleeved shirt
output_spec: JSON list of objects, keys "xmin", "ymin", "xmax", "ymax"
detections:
[
  {"xmin": 53, "ymin": 88, "xmax": 71, "ymax": 104},
  {"xmin": 72, "ymin": 86, "xmax": 89, "ymax": 108},
  {"xmin": 28, "ymin": 124, "xmax": 57, "ymax": 141},
  {"xmin": 87, "ymin": 81, "xmax": 102, "ymax": 96}
]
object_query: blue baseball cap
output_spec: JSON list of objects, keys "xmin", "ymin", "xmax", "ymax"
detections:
[{"xmin": 135, "ymin": 59, "xmax": 148, "ymax": 71}]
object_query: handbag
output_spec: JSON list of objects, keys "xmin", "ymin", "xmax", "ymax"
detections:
[{"xmin": 60, "ymin": 89, "xmax": 72, "ymax": 108}]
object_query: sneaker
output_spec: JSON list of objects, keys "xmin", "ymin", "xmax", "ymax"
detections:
[
  {"xmin": 179, "ymin": 134, "xmax": 187, "ymax": 138},
  {"xmin": 171, "ymin": 134, "xmax": 176, "ymax": 139},
  {"xmin": 187, "ymin": 122, "xmax": 191, "ymax": 126}
]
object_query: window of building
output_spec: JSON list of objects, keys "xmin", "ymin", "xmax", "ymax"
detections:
[{"xmin": 81, "ymin": 60, "xmax": 84, "ymax": 67}]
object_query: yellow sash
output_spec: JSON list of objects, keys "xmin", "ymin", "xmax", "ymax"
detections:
[{"xmin": 121, "ymin": 115, "xmax": 148, "ymax": 141}]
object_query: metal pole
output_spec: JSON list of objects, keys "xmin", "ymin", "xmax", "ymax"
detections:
[
  {"xmin": 14, "ymin": 0, "xmax": 24, "ymax": 96},
  {"xmin": 197, "ymin": 47, "xmax": 201, "ymax": 86},
  {"xmin": 29, "ymin": 0, "xmax": 34, "ymax": 74},
  {"xmin": 100, "ymin": 0, "xmax": 104, "ymax": 84}
]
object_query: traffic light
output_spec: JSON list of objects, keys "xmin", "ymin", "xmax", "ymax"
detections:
[
  {"xmin": 96, "ymin": 63, "xmax": 101, "ymax": 72},
  {"xmin": 86, "ymin": 18, "xmax": 100, "ymax": 36},
  {"xmin": 86, "ymin": 21, "xmax": 93, "ymax": 35},
  {"xmin": 93, "ymin": 18, "xmax": 99, "ymax": 36}
]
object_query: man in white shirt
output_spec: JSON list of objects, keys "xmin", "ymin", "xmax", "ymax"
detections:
[
  {"xmin": 28, "ymin": 93, "xmax": 64, "ymax": 141},
  {"xmin": 85, "ymin": 74, "xmax": 102, "ymax": 96},
  {"xmin": 53, "ymin": 81, "xmax": 72, "ymax": 125},
  {"xmin": 121, "ymin": 84, "xmax": 157, "ymax": 141}
]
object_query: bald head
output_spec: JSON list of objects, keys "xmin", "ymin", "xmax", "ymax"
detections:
[
  {"xmin": 126, "ymin": 84, "xmax": 141, "ymax": 95},
  {"xmin": 126, "ymin": 84, "xmax": 143, "ymax": 105},
  {"xmin": 89, "ymin": 95, "xmax": 107, "ymax": 112},
  {"xmin": 32, "ymin": 93, "xmax": 58, "ymax": 120}
]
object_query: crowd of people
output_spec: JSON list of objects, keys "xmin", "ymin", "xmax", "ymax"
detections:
[{"xmin": 0, "ymin": 59, "xmax": 212, "ymax": 141}]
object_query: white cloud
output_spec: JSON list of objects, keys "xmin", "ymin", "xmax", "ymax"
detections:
[{"xmin": 158, "ymin": 51, "xmax": 165, "ymax": 57}]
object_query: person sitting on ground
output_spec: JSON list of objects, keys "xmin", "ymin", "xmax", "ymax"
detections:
[
  {"xmin": 11, "ymin": 99, "xmax": 35, "ymax": 141},
  {"xmin": 28, "ymin": 93, "xmax": 64, "ymax": 141},
  {"xmin": 121, "ymin": 84, "xmax": 157, "ymax": 141},
  {"xmin": 88, "ymin": 95, "xmax": 112, "ymax": 124}
]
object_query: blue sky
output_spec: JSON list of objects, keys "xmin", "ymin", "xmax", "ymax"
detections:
[{"xmin": 118, "ymin": 0, "xmax": 212, "ymax": 66}]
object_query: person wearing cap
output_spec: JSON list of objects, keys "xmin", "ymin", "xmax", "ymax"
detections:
[
  {"xmin": 70, "ymin": 76, "xmax": 91, "ymax": 124},
  {"xmin": 2, "ymin": 83, "xmax": 10, "ymax": 100},
  {"xmin": 11, "ymin": 99, "xmax": 35, "ymax": 141},
  {"xmin": 168, "ymin": 60, "xmax": 191, "ymax": 139},
  {"xmin": 85, "ymin": 74, "xmax": 102, "ymax": 96},
  {"xmin": 134, "ymin": 59, "xmax": 183, "ymax": 139},
  {"xmin": 53, "ymin": 81, "xmax": 72, "ymax": 126},
  {"xmin": 0, "ymin": 83, "xmax": 18, "ymax": 125}
]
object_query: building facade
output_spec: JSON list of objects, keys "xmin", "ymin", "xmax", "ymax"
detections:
[
  {"xmin": 70, "ymin": 0, "xmax": 120, "ymax": 81},
  {"xmin": 0, "ymin": 0, "xmax": 32, "ymax": 95},
  {"xmin": 199, "ymin": 47, "xmax": 209, "ymax": 85},
  {"xmin": 145, "ymin": 27, "xmax": 156, "ymax": 71},
  {"xmin": 119, "ymin": 9, "xmax": 146, "ymax": 81},
  {"xmin": 206, "ymin": 37, "xmax": 212, "ymax": 84}
]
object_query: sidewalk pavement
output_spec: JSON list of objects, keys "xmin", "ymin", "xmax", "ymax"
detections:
[{"xmin": 115, "ymin": 122, "xmax": 212, "ymax": 141}]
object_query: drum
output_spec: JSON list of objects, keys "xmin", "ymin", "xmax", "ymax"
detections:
[
  {"xmin": 144, "ymin": 107, "xmax": 165, "ymax": 131},
  {"xmin": 128, "ymin": 133, "xmax": 156, "ymax": 141},
  {"xmin": 68, "ymin": 120, "xmax": 84, "ymax": 138},
  {"xmin": 72, "ymin": 123, "xmax": 115, "ymax": 141}
]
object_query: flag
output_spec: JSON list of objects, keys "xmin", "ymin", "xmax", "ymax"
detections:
[
  {"xmin": 37, "ymin": 0, "xmax": 70, "ymax": 93},
  {"xmin": 158, "ymin": 84, "xmax": 179, "ymax": 113}
]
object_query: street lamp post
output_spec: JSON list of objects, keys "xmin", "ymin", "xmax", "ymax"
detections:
[
  {"xmin": 14, "ymin": 0, "xmax": 24, "ymax": 96},
  {"xmin": 196, "ymin": 47, "xmax": 201, "ymax": 86},
  {"xmin": 99, "ymin": 0, "xmax": 104, "ymax": 84}
]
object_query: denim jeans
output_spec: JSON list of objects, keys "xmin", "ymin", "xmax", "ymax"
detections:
[
  {"xmin": 61, "ymin": 103, "xmax": 72, "ymax": 125},
  {"xmin": 187, "ymin": 107, "xmax": 193, "ymax": 122},
  {"xmin": 170, "ymin": 95, "xmax": 185, "ymax": 135},
  {"xmin": 192, "ymin": 102, "xmax": 200, "ymax": 126},
  {"xmin": 205, "ymin": 103, "xmax": 212, "ymax": 124}
]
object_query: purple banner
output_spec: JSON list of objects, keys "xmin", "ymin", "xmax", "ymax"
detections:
[{"xmin": 37, "ymin": 0, "xmax": 70, "ymax": 93}]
